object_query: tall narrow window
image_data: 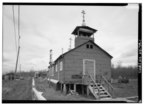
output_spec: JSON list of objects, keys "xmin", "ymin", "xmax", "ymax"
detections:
[
  {"xmin": 90, "ymin": 45, "xmax": 93, "ymax": 49},
  {"xmin": 51, "ymin": 66, "xmax": 54, "ymax": 76},
  {"xmin": 86, "ymin": 44, "xmax": 89, "ymax": 48},
  {"xmin": 60, "ymin": 61, "xmax": 63, "ymax": 71},
  {"xmin": 55, "ymin": 64, "xmax": 57, "ymax": 72}
]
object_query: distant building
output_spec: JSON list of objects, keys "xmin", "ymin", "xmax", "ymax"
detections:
[
  {"xmin": 48, "ymin": 11, "xmax": 113, "ymax": 98},
  {"xmin": 2, "ymin": 73, "xmax": 15, "ymax": 80}
]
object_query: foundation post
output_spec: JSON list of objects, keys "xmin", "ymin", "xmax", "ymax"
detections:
[
  {"xmin": 82, "ymin": 85, "xmax": 84, "ymax": 95},
  {"xmin": 67, "ymin": 84, "xmax": 70, "ymax": 94},
  {"xmin": 69, "ymin": 84, "xmax": 71, "ymax": 92},
  {"xmin": 74, "ymin": 84, "xmax": 76, "ymax": 92},
  {"xmin": 63, "ymin": 84, "xmax": 67, "ymax": 95},
  {"xmin": 87, "ymin": 85, "xmax": 89, "ymax": 96},
  {"xmin": 61, "ymin": 84, "xmax": 63, "ymax": 93}
]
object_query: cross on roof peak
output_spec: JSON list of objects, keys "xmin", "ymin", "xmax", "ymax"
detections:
[
  {"xmin": 82, "ymin": 10, "xmax": 85, "ymax": 14},
  {"xmin": 81, "ymin": 10, "xmax": 86, "ymax": 26}
]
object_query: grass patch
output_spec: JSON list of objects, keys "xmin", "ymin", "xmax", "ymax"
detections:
[
  {"xmin": 112, "ymin": 79, "xmax": 138, "ymax": 98},
  {"xmin": 35, "ymin": 78, "xmax": 95, "ymax": 101}
]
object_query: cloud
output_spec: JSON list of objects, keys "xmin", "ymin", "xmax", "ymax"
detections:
[
  {"xmin": 2, "ymin": 52, "xmax": 16, "ymax": 62},
  {"xmin": 3, "ymin": 57, "xmax": 11, "ymax": 62},
  {"xmin": 25, "ymin": 56, "xmax": 49, "ymax": 70},
  {"xmin": 120, "ymin": 47, "xmax": 137, "ymax": 58}
]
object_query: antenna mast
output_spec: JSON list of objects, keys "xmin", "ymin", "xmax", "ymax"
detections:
[
  {"xmin": 49, "ymin": 49, "xmax": 53, "ymax": 65},
  {"xmin": 62, "ymin": 48, "xmax": 63, "ymax": 54},
  {"xmin": 69, "ymin": 38, "xmax": 72, "ymax": 50}
]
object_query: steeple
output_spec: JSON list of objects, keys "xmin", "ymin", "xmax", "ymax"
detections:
[{"xmin": 72, "ymin": 10, "xmax": 97, "ymax": 47}]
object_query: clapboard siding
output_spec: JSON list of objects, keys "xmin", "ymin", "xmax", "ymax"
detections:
[
  {"xmin": 63, "ymin": 41, "xmax": 111, "ymax": 83},
  {"xmin": 50, "ymin": 59, "xmax": 64, "ymax": 82},
  {"xmin": 50, "ymin": 41, "xmax": 112, "ymax": 83}
]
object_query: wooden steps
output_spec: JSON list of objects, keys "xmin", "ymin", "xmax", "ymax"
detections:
[
  {"xmin": 89, "ymin": 82, "xmax": 112, "ymax": 100},
  {"xmin": 84, "ymin": 72, "xmax": 113, "ymax": 100}
]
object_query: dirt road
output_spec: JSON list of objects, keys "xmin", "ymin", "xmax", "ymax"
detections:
[{"xmin": 2, "ymin": 77, "xmax": 32, "ymax": 100}]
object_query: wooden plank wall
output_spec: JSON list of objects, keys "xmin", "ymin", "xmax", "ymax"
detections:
[{"xmin": 50, "ymin": 41, "xmax": 112, "ymax": 83}]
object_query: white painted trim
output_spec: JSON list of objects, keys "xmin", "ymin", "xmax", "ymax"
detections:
[
  {"xmin": 32, "ymin": 88, "xmax": 46, "ymax": 100},
  {"xmin": 48, "ymin": 78, "xmax": 59, "ymax": 84},
  {"xmin": 83, "ymin": 59, "xmax": 96, "ymax": 81},
  {"xmin": 32, "ymin": 78, "xmax": 46, "ymax": 100},
  {"xmin": 60, "ymin": 61, "xmax": 63, "ymax": 71}
]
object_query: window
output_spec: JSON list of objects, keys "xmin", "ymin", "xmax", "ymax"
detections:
[
  {"xmin": 51, "ymin": 66, "xmax": 54, "ymax": 76},
  {"xmin": 86, "ymin": 44, "xmax": 89, "ymax": 48},
  {"xmin": 90, "ymin": 45, "xmax": 93, "ymax": 49},
  {"xmin": 86, "ymin": 44, "xmax": 93, "ymax": 49},
  {"xmin": 50, "ymin": 67, "xmax": 52, "ymax": 76},
  {"xmin": 55, "ymin": 64, "xmax": 57, "ymax": 72},
  {"xmin": 60, "ymin": 61, "xmax": 63, "ymax": 71}
]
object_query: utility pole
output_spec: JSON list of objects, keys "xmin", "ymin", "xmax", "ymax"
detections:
[
  {"xmin": 14, "ymin": 5, "xmax": 20, "ymax": 75},
  {"xmin": 15, "ymin": 46, "xmax": 20, "ymax": 73}
]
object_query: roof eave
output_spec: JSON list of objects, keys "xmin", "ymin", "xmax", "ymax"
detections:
[{"xmin": 71, "ymin": 26, "xmax": 97, "ymax": 35}]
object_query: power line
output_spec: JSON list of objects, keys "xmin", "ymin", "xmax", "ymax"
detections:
[
  {"xmin": 18, "ymin": 5, "xmax": 21, "ymax": 73},
  {"xmin": 18, "ymin": 5, "xmax": 20, "ymax": 47},
  {"xmin": 12, "ymin": 5, "xmax": 17, "ymax": 52}
]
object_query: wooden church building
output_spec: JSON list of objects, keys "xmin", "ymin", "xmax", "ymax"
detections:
[{"xmin": 48, "ymin": 11, "xmax": 113, "ymax": 98}]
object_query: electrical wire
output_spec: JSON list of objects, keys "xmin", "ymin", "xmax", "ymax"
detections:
[
  {"xmin": 12, "ymin": 5, "xmax": 18, "ymax": 52},
  {"xmin": 18, "ymin": 5, "xmax": 21, "ymax": 73},
  {"xmin": 18, "ymin": 5, "xmax": 20, "ymax": 47}
]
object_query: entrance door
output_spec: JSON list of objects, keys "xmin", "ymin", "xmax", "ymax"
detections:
[{"xmin": 83, "ymin": 59, "xmax": 95, "ymax": 81}]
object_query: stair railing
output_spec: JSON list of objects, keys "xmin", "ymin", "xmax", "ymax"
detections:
[
  {"xmin": 100, "ymin": 75, "xmax": 115, "ymax": 97},
  {"xmin": 84, "ymin": 71, "xmax": 100, "ymax": 99}
]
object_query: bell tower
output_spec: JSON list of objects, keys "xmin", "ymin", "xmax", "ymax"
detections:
[{"xmin": 72, "ymin": 10, "xmax": 97, "ymax": 47}]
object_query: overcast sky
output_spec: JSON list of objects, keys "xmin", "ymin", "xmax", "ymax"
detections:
[{"xmin": 3, "ymin": 4, "xmax": 139, "ymax": 74}]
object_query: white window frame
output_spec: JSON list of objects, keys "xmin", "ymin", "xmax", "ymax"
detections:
[
  {"xmin": 60, "ymin": 61, "xmax": 63, "ymax": 71},
  {"xmin": 83, "ymin": 59, "xmax": 96, "ymax": 81}
]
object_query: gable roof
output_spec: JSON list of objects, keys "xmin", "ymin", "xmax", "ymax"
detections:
[{"xmin": 54, "ymin": 40, "xmax": 113, "ymax": 63}]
